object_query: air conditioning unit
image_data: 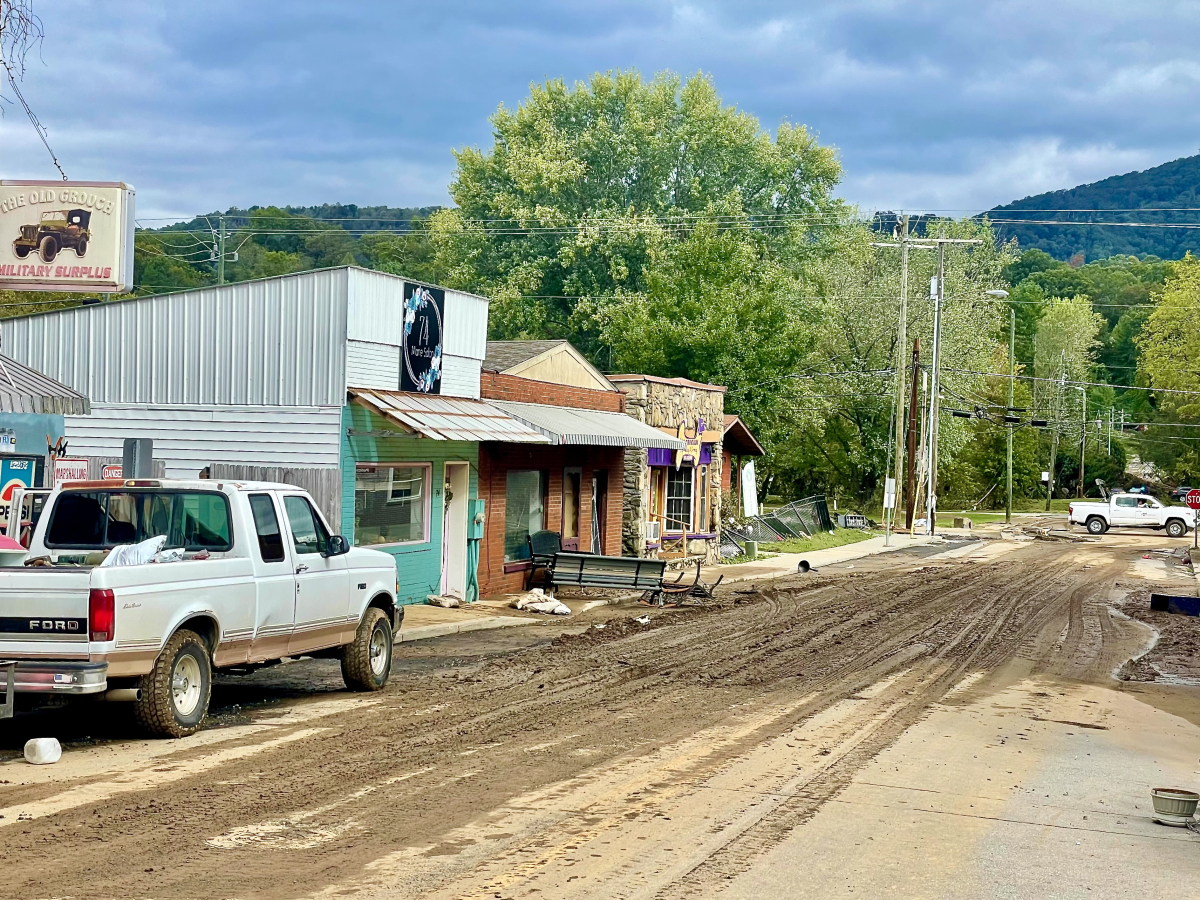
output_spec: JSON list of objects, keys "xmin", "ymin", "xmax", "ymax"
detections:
[{"xmin": 645, "ymin": 521, "xmax": 661, "ymax": 541}]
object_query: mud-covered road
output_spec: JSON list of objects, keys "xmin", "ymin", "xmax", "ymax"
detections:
[{"xmin": 1, "ymin": 535, "xmax": 1197, "ymax": 899}]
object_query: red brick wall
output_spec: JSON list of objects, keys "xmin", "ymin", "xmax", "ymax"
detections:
[
  {"xmin": 480, "ymin": 371, "xmax": 625, "ymax": 412},
  {"xmin": 477, "ymin": 443, "xmax": 626, "ymax": 596}
]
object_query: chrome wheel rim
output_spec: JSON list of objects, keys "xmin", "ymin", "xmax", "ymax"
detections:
[
  {"xmin": 369, "ymin": 624, "xmax": 389, "ymax": 677},
  {"xmin": 172, "ymin": 653, "xmax": 203, "ymax": 717}
]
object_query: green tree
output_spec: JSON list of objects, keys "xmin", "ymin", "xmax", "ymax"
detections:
[
  {"xmin": 429, "ymin": 69, "xmax": 842, "ymax": 355},
  {"xmin": 1135, "ymin": 253, "xmax": 1200, "ymax": 417}
]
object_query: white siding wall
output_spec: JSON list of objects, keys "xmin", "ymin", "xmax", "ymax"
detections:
[
  {"xmin": 1, "ymin": 269, "xmax": 350, "ymax": 407},
  {"xmin": 345, "ymin": 268, "xmax": 487, "ymax": 399},
  {"xmin": 440, "ymin": 354, "xmax": 481, "ymax": 399},
  {"xmin": 64, "ymin": 404, "xmax": 343, "ymax": 479},
  {"xmin": 345, "ymin": 340, "xmax": 399, "ymax": 390}
]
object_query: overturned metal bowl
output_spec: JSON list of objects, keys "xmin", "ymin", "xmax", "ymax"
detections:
[{"xmin": 1151, "ymin": 788, "xmax": 1199, "ymax": 825}]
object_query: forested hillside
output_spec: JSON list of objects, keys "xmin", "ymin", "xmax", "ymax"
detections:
[{"xmin": 990, "ymin": 154, "xmax": 1200, "ymax": 261}]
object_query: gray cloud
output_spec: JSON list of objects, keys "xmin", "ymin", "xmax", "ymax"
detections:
[{"xmin": 2, "ymin": 1, "xmax": 1197, "ymax": 220}]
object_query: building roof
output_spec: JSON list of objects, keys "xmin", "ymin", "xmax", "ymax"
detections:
[
  {"xmin": 491, "ymin": 400, "xmax": 686, "ymax": 449},
  {"xmin": 483, "ymin": 340, "xmax": 569, "ymax": 372},
  {"xmin": 607, "ymin": 373, "xmax": 727, "ymax": 393},
  {"xmin": 723, "ymin": 415, "xmax": 765, "ymax": 456},
  {"xmin": 0, "ymin": 355, "xmax": 89, "ymax": 415},
  {"xmin": 348, "ymin": 389, "xmax": 548, "ymax": 444}
]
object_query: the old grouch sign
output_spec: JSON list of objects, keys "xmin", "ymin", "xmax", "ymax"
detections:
[{"xmin": 0, "ymin": 181, "xmax": 135, "ymax": 292}]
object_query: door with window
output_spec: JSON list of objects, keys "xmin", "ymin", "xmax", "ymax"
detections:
[
  {"xmin": 1111, "ymin": 495, "xmax": 1139, "ymax": 526},
  {"xmin": 282, "ymin": 494, "xmax": 351, "ymax": 654},
  {"xmin": 562, "ymin": 467, "xmax": 582, "ymax": 552},
  {"xmin": 247, "ymin": 492, "xmax": 296, "ymax": 661}
]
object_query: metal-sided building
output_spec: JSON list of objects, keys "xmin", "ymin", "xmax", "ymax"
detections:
[{"xmin": 0, "ymin": 267, "xmax": 547, "ymax": 604}]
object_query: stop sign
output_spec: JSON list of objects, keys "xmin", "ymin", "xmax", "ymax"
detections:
[{"xmin": 1185, "ymin": 489, "xmax": 1200, "ymax": 510}]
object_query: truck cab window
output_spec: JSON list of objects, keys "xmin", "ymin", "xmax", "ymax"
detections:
[
  {"xmin": 284, "ymin": 496, "xmax": 329, "ymax": 555},
  {"xmin": 249, "ymin": 494, "xmax": 285, "ymax": 563}
]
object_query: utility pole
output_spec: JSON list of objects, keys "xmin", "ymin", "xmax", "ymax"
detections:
[
  {"xmin": 871, "ymin": 216, "xmax": 913, "ymax": 540},
  {"xmin": 1007, "ymin": 306, "xmax": 1015, "ymax": 524},
  {"xmin": 926, "ymin": 243, "xmax": 945, "ymax": 534},
  {"xmin": 217, "ymin": 216, "xmax": 226, "ymax": 285},
  {"xmin": 1108, "ymin": 407, "xmax": 1112, "ymax": 455},
  {"xmin": 891, "ymin": 216, "xmax": 910, "ymax": 537},
  {"xmin": 1077, "ymin": 386, "xmax": 1087, "ymax": 498},
  {"xmin": 905, "ymin": 338, "xmax": 920, "ymax": 530}
]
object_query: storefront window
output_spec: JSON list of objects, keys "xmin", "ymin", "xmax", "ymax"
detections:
[
  {"xmin": 354, "ymin": 464, "xmax": 429, "ymax": 546},
  {"xmin": 666, "ymin": 467, "xmax": 693, "ymax": 533},
  {"xmin": 505, "ymin": 469, "xmax": 548, "ymax": 562}
]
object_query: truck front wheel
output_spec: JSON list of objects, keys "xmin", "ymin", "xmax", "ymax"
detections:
[
  {"xmin": 1166, "ymin": 518, "xmax": 1187, "ymax": 538},
  {"xmin": 133, "ymin": 629, "xmax": 212, "ymax": 737},
  {"xmin": 341, "ymin": 607, "xmax": 392, "ymax": 691},
  {"xmin": 38, "ymin": 236, "xmax": 57, "ymax": 263},
  {"xmin": 1086, "ymin": 516, "xmax": 1107, "ymax": 535}
]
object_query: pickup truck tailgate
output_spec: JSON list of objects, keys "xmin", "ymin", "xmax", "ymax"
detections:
[{"xmin": 0, "ymin": 567, "xmax": 92, "ymax": 659}]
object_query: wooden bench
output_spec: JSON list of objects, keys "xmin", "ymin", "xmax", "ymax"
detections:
[{"xmin": 547, "ymin": 553, "xmax": 723, "ymax": 605}]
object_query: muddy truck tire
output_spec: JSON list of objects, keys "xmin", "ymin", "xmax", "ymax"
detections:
[
  {"xmin": 133, "ymin": 629, "xmax": 212, "ymax": 738},
  {"xmin": 1085, "ymin": 516, "xmax": 1107, "ymax": 535},
  {"xmin": 1166, "ymin": 518, "xmax": 1187, "ymax": 538},
  {"xmin": 341, "ymin": 607, "xmax": 393, "ymax": 691}
]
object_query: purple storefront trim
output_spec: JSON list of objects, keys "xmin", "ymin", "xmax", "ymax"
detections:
[{"xmin": 647, "ymin": 445, "xmax": 713, "ymax": 467}]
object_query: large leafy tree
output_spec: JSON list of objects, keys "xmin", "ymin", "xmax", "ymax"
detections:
[{"xmin": 430, "ymin": 69, "xmax": 842, "ymax": 355}]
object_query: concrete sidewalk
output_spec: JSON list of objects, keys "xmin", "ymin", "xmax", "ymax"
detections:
[
  {"xmin": 395, "ymin": 531, "xmax": 948, "ymax": 643},
  {"xmin": 704, "ymin": 531, "xmax": 938, "ymax": 585}
]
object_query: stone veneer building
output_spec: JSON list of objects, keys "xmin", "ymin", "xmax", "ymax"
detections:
[{"xmin": 608, "ymin": 375, "xmax": 727, "ymax": 563}]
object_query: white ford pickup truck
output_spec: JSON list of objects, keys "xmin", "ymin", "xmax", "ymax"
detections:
[
  {"xmin": 1068, "ymin": 492, "xmax": 1196, "ymax": 537},
  {"xmin": 0, "ymin": 479, "xmax": 401, "ymax": 736}
]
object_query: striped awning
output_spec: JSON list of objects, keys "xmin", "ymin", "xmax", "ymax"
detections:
[
  {"xmin": 349, "ymin": 389, "xmax": 548, "ymax": 443},
  {"xmin": 0, "ymin": 355, "xmax": 89, "ymax": 415},
  {"xmin": 490, "ymin": 400, "xmax": 685, "ymax": 449}
]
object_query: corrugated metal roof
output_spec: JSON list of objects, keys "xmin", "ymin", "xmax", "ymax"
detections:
[
  {"xmin": 349, "ymin": 389, "xmax": 549, "ymax": 444},
  {"xmin": 482, "ymin": 340, "xmax": 567, "ymax": 372},
  {"xmin": 491, "ymin": 400, "xmax": 686, "ymax": 449},
  {"xmin": 0, "ymin": 354, "xmax": 89, "ymax": 415}
]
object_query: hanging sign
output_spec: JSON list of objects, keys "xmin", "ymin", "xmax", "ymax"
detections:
[
  {"xmin": 674, "ymin": 418, "xmax": 705, "ymax": 469},
  {"xmin": 0, "ymin": 429, "xmax": 14, "ymax": 454},
  {"xmin": 401, "ymin": 282, "xmax": 444, "ymax": 394},
  {"xmin": 0, "ymin": 181, "xmax": 135, "ymax": 292}
]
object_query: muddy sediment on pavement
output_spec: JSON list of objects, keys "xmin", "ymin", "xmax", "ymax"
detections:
[
  {"xmin": 1113, "ymin": 585, "xmax": 1200, "ymax": 683},
  {"xmin": 0, "ymin": 539, "xmax": 1188, "ymax": 900}
]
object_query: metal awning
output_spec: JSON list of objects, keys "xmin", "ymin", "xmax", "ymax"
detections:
[
  {"xmin": 349, "ymin": 389, "xmax": 549, "ymax": 443},
  {"xmin": 0, "ymin": 355, "xmax": 89, "ymax": 415},
  {"xmin": 490, "ymin": 400, "xmax": 686, "ymax": 449}
]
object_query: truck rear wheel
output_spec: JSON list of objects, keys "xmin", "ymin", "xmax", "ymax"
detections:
[
  {"xmin": 1085, "ymin": 516, "xmax": 1107, "ymax": 535},
  {"xmin": 133, "ymin": 629, "xmax": 212, "ymax": 737},
  {"xmin": 341, "ymin": 607, "xmax": 392, "ymax": 691},
  {"xmin": 1166, "ymin": 518, "xmax": 1187, "ymax": 538}
]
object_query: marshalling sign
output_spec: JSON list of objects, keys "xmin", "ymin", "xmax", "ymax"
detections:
[{"xmin": 0, "ymin": 180, "xmax": 135, "ymax": 293}]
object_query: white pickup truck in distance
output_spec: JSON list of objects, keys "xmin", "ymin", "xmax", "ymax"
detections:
[
  {"xmin": 0, "ymin": 479, "xmax": 401, "ymax": 737},
  {"xmin": 1068, "ymin": 493, "xmax": 1196, "ymax": 537}
]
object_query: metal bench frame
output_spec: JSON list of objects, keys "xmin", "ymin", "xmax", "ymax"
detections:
[{"xmin": 547, "ymin": 553, "xmax": 723, "ymax": 606}]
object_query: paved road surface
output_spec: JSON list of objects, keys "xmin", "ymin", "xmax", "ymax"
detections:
[{"xmin": 1, "ymin": 533, "xmax": 1198, "ymax": 899}]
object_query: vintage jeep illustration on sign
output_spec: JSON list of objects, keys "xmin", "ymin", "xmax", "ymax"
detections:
[{"xmin": 13, "ymin": 208, "xmax": 91, "ymax": 262}]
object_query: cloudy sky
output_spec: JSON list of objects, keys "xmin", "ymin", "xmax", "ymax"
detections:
[{"xmin": 3, "ymin": 1, "xmax": 1198, "ymax": 222}]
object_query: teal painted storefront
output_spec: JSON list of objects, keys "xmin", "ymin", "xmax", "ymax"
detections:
[{"xmin": 339, "ymin": 404, "xmax": 479, "ymax": 605}]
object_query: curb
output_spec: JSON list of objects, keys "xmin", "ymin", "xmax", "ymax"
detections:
[{"xmin": 397, "ymin": 615, "xmax": 537, "ymax": 643}]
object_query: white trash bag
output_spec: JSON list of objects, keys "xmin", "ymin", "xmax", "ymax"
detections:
[
  {"xmin": 100, "ymin": 535, "xmax": 168, "ymax": 567},
  {"xmin": 24, "ymin": 737, "xmax": 61, "ymax": 765}
]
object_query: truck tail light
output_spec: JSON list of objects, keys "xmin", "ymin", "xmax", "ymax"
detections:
[{"xmin": 89, "ymin": 588, "xmax": 115, "ymax": 641}]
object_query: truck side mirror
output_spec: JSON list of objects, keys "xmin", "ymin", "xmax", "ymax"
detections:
[{"xmin": 324, "ymin": 535, "xmax": 350, "ymax": 557}]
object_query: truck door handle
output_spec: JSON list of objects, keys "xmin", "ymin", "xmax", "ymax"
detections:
[{"xmin": 296, "ymin": 564, "xmax": 309, "ymax": 573}]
